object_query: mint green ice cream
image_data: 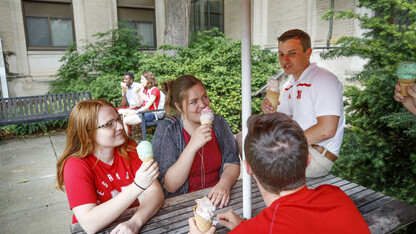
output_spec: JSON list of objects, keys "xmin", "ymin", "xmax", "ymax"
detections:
[
  {"xmin": 397, "ymin": 62, "xmax": 416, "ymax": 79},
  {"xmin": 136, "ymin": 140, "xmax": 153, "ymax": 161}
]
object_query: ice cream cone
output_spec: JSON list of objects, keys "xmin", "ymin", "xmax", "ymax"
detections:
[
  {"xmin": 266, "ymin": 90, "xmax": 280, "ymax": 111},
  {"xmin": 193, "ymin": 205, "xmax": 212, "ymax": 233},
  {"xmin": 140, "ymin": 154, "xmax": 154, "ymax": 163},
  {"xmin": 200, "ymin": 106, "xmax": 214, "ymax": 125},
  {"xmin": 399, "ymin": 78, "xmax": 416, "ymax": 96}
]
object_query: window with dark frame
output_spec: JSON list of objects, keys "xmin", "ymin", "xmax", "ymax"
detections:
[
  {"xmin": 117, "ymin": 7, "xmax": 156, "ymax": 48},
  {"xmin": 190, "ymin": 0, "xmax": 224, "ymax": 34},
  {"xmin": 23, "ymin": 0, "xmax": 75, "ymax": 50}
]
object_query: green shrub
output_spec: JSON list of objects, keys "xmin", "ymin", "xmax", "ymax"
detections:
[
  {"xmin": 322, "ymin": 0, "xmax": 416, "ymax": 205},
  {"xmin": 51, "ymin": 28, "xmax": 280, "ymax": 133}
]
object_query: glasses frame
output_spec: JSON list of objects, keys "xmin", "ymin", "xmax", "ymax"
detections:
[{"xmin": 97, "ymin": 114, "xmax": 123, "ymax": 129}]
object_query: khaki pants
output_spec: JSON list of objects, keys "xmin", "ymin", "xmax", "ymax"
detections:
[{"xmin": 306, "ymin": 146, "xmax": 334, "ymax": 178}]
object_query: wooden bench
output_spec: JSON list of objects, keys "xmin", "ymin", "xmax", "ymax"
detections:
[
  {"xmin": 70, "ymin": 174, "xmax": 416, "ymax": 233},
  {"xmin": 115, "ymin": 100, "xmax": 165, "ymax": 140},
  {"xmin": 0, "ymin": 91, "xmax": 92, "ymax": 126}
]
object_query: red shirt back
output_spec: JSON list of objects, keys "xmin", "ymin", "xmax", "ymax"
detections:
[{"xmin": 231, "ymin": 185, "xmax": 370, "ymax": 234}]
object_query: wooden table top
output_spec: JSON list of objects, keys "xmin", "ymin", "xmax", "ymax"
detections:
[{"xmin": 71, "ymin": 174, "xmax": 416, "ymax": 234}]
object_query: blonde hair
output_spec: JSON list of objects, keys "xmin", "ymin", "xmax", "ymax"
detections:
[{"xmin": 56, "ymin": 99, "xmax": 135, "ymax": 191}]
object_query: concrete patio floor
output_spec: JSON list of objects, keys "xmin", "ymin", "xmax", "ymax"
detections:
[{"xmin": 0, "ymin": 134, "xmax": 71, "ymax": 233}]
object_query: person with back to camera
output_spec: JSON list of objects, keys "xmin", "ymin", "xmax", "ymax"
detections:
[
  {"xmin": 261, "ymin": 29, "xmax": 345, "ymax": 178},
  {"xmin": 189, "ymin": 112, "xmax": 370, "ymax": 234},
  {"xmin": 56, "ymin": 99, "xmax": 163, "ymax": 234},
  {"xmin": 152, "ymin": 75, "xmax": 240, "ymax": 209},
  {"xmin": 122, "ymin": 71, "xmax": 162, "ymax": 134}
]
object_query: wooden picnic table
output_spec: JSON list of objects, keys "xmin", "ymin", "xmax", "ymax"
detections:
[{"xmin": 70, "ymin": 174, "xmax": 416, "ymax": 233}]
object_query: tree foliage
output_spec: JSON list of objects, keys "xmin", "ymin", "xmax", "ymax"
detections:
[
  {"xmin": 322, "ymin": 0, "xmax": 416, "ymax": 205},
  {"xmin": 49, "ymin": 28, "xmax": 279, "ymax": 132}
]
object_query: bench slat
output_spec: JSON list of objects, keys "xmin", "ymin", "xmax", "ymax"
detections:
[{"xmin": 0, "ymin": 91, "xmax": 92, "ymax": 126}]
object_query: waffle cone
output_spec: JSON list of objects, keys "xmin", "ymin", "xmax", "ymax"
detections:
[
  {"xmin": 193, "ymin": 205, "xmax": 212, "ymax": 233},
  {"xmin": 140, "ymin": 155, "xmax": 154, "ymax": 163},
  {"xmin": 200, "ymin": 120, "xmax": 212, "ymax": 125},
  {"xmin": 399, "ymin": 78, "xmax": 416, "ymax": 96},
  {"xmin": 266, "ymin": 90, "xmax": 280, "ymax": 111}
]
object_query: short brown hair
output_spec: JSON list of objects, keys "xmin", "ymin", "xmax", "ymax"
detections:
[
  {"xmin": 278, "ymin": 29, "xmax": 311, "ymax": 52},
  {"xmin": 244, "ymin": 112, "xmax": 308, "ymax": 195},
  {"xmin": 162, "ymin": 75, "xmax": 206, "ymax": 116},
  {"xmin": 142, "ymin": 71, "xmax": 158, "ymax": 89}
]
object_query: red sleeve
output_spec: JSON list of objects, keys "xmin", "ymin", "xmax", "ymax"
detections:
[
  {"xmin": 150, "ymin": 88, "xmax": 161, "ymax": 110},
  {"xmin": 63, "ymin": 158, "xmax": 97, "ymax": 209}
]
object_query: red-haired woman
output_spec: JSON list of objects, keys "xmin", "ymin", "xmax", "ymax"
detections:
[{"xmin": 56, "ymin": 99, "xmax": 163, "ymax": 233}]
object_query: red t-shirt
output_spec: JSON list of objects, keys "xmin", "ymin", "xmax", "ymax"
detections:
[
  {"xmin": 231, "ymin": 185, "xmax": 370, "ymax": 234},
  {"xmin": 63, "ymin": 146, "xmax": 143, "ymax": 223},
  {"xmin": 183, "ymin": 128, "xmax": 222, "ymax": 192},
  {"xmin": 142, "ymin": 87, "xmax": 160, "ymax": 110}
]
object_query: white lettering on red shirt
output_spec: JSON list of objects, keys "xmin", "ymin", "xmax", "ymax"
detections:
[
  {"xmin": 102, "ymin": 181, "xmax": 108, "ymax": 188},
  {"xmin": 107, "ymin": 174, "xmax": 114, "ymax": 181}
]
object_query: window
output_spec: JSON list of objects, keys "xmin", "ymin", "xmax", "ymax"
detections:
[
  {"xmin": 23, "ymin": 1, "xmax": 74, "ymax": 50},
  {"xmin": 191, "ymin": 0, "xmax": 224, "ymax": 34},
  {"xmin": 118, "ymin": 7, "xmax": 156, "ymax": 48}
]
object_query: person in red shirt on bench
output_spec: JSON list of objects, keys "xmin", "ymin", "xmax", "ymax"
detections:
[{"xmin": 189, "ymin": 112, "xmax": 370, "ymax": 234}]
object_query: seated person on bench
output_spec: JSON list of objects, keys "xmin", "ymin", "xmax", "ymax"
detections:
[{"xmin": 122, "ymin": 71, "xmax": 162, "ymax": 134}]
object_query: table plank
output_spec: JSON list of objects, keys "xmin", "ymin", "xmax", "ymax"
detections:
[{"xmin": 71, "ymin": 175, "xmax": 416, "ymax": 234}]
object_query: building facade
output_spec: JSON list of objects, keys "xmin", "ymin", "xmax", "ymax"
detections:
[{"xmin": 0, "ymin": 0, "xmax": 367, "ymax": 97}]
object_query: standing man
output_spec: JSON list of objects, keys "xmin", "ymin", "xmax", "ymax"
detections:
[
  {"xmin": 189, "ymin": 113, "xmax": 369, "ymax": 234},
  {"xmin": 262, "ymin": 29, "xmax": 345, "ymax": 178}
]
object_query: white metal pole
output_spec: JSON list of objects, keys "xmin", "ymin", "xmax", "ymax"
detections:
[
  {"xmin": 0, "ymin": 38, "xmax": 9, "ymax": 98},
  {"xmin": 241, "ymin": 0, "xmax": 252, "ymax": 219}
]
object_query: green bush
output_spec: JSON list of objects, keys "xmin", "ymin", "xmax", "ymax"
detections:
[
  {"xmin": 322, "ymin": 0, "xmax": 416, "ymax": 205},
  {"xmin": 50, "ymin": 28, "xmax": 280, "ymax": 133}
]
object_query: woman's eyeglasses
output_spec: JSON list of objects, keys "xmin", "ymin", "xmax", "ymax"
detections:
[{"xmin": 97, "ymin": 114, "xmax": 123, "ymax": 129}]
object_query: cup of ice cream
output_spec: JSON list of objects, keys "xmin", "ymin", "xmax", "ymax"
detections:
[
  {"xmin": 266, "ymin": 78, "xmax": 280, "ymax": 112},
  {"xmin": 397, "ymin": 62, "xmax": 416, "ymax": 96},
  {"xmin": 136, "ymin": 140, "xmax": 154, "ymax": 163},
  {"xmin": 193, "ymin": 196, "xmax": 215, "ymax": 233},
  {"xmin": 200, "ymin": 106, "xmax": 214, "ymax": 125}
]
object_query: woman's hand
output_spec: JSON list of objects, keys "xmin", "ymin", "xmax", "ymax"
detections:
[
  {"xmin": 208, "ymin": 180, "xmax": 231, "ymax": 209},
  {"xmin": 110, "ymin": 219, "xmax": 140, "ymax": 234},
  {"xmin": 134, "ymin": 160, "xmax": 159, "ymax": 190},
  {"xmin": 188, "ymin": 124, "xmax": 212, "ymax": 151}
]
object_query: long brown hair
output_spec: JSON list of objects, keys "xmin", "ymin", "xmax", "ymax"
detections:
[
  {"xmin": 56, "ymin": 99, "xmax": 135, "ymax": 191},
  {"xmin": 161, "ymin": 75, "xmax": 206, "ymax": 116},
  {"xmin": 142, "ymin": 71, "xmax": 158, "ymax": 89}
]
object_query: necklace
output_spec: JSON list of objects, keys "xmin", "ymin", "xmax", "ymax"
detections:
[{"xmin": 197, "ymin": 146, "xmax": 206, "ymax": 189}]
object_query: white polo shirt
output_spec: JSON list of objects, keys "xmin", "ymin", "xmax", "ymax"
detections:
[{"xmin": 278, "ymin": 63, "xmax": 345, "ymax": 156}]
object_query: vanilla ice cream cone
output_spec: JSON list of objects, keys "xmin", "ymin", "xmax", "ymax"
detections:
[
  {"xmin": 193, "ymin": 205, "xmax": 212, "ymax": 233},
  {"xmin": 200, "ymin": 106, "xmax": 214, "ymax": 125},
  {"xmin": 266, "ymin": 90, "xmax": 280, "ymax": 111},
  {"xmin": 399, "ymin": 78, "xmax": 416, "ymax": 96}
]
